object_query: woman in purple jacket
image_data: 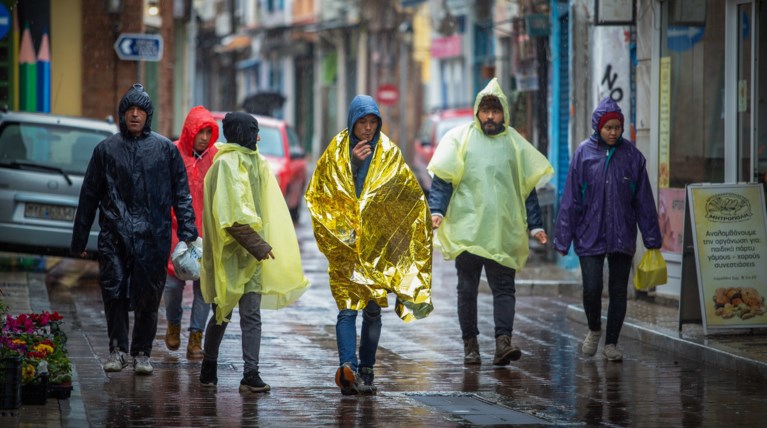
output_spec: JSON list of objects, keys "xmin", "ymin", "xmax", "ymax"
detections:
[{"xmin": 553, "ymin": 97, "xmax": 662, "ymax": 362}]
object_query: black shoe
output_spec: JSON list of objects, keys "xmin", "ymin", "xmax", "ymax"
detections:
[
  {"xmin": 200, "ymin": 360, "xmax": 217, "ymax": 386},
  {"xmin": 239, "ymin": 371, "xmax": 270, "ymax": 393},
  {"xmin": 357, "ymin": 366, "xmax": 377, "ymax": 395}
]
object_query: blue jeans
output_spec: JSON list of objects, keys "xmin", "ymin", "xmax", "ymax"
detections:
[
  {"xmin": 336, "ymin": 300, "xmax": 382, "ymax": 371},
  {"xmin": 164, "ymin": 274, "xmax": 210, "ymax": 332},
  {"xmin": 579, "ymin": 253, "xmax": 633, "ymax": 346}
]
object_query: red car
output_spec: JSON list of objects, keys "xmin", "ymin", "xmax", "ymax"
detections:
[
  {"xmin": 412, "ymin": 107, "xmax": 475, "ymax": 193},
  {"xmin": 212, "ymin": 112, "xmax": 308, "ymax": 221}
]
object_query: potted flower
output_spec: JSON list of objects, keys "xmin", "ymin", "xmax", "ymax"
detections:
[{"xmin": 1, "ymin": 303, "xmax": 73, "ymax": 404}]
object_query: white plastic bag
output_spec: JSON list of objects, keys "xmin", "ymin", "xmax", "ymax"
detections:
[{"xmin": 171, "ymin": 237, "xmax": 203, "ymax": 280}]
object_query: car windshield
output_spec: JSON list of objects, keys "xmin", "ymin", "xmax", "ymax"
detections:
[
  {"xmin": 257, "ymin": 126, "xmax": 284, "ymax": 157},
  {"xmin": 0, "ymin": 122, "xmax": 114, "ymax": 174},
  {"xmin": 435, "ymin": 116, "xmax": 474, "ymax": 142},
  {"xmin": 216, "ymin": 121, "xmax": 284, "ymax": 157}
]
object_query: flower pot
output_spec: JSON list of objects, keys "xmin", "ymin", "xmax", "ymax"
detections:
[
  {"xmin": 48, "ymin": 382, "xmax": 73, "ymax": 400},
  {"xmin": 21, "ymin": 374, "xmax": 48, "ymax": 406},
  {"xmin": 0, "ymin": 356, "xmax": 22, "ymax": 410}
]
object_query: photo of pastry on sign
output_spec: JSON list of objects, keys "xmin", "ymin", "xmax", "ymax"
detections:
[{"xmin": 712, "ymin": 287, "xmax": 766, "ymax": 319}]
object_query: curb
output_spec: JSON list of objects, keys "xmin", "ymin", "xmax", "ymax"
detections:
[{"xmin": 566, "ymin": 304, "xmax": 767, "ymax": 381}]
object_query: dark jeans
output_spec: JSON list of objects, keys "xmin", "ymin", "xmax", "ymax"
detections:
[
  {"xmin": 104, "ymin": 298, "xmax": 158, "ymax": 357},
  {"xmin": 579, "ymin": 253, "xmax": 633, "ymax": 346},
  {"xmin": 455, "ymin": 251, "xmax": 517, "ymax": 340}
]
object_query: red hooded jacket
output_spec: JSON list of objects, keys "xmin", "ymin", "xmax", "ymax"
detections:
[{"xmin": 167, "ymin": 106, "xmax": 219, "ymax": 276}]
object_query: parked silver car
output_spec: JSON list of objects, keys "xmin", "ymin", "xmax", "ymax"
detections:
[{"xmin": 0, "ymin": 110, "xmax": 117, "ymax": 257}]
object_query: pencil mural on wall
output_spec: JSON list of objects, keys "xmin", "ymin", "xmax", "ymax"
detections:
[{"xmin": 0, "ymin": 0, "xmax": 50, "ymax": 112}]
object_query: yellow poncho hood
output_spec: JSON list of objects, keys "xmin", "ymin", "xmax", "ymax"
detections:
[
  {"xmin": 201, "ymin": 142, "xmax": 310, "ymax": 324},
  {"xmin": 428, "ymin": 78, "xmax": 554, "ymax": 270},
  {"xmin": 305, "ymin": 131, "xmax": 433, "ymax": 322}
]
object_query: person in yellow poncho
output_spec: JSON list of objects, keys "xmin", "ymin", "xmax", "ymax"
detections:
[
  {"xmin": 428, "ymin": 78, "xmax": 554, "ymax": 366},
  {"xmin": 305, "ymin": 95, "xmax": 433, "ymax": 396},
  {"xmin": 198, "ymin": 112, "xmax": 310, "ymax": 393}
]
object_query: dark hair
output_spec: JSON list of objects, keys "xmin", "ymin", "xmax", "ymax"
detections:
[{"xmin": 478, "ymin": 96, "xmax": 503, "ymax": 111}]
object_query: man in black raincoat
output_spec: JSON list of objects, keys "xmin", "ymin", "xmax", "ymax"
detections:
[{"xmin": 71, "ymin": 84, "xmax": 198, "ymax": 375}]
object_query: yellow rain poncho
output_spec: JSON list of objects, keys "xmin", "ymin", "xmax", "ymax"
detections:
[
  {"xmin": 305, "ymin": 131, "xmax": 433, "ymax": 322},
  {"xmin": 428, "ymin": 78, "xmax": 554, "ymax": 270},
  {"xmin": 201, "ymin": 142, "xmax": 310, "ymax": 324}
]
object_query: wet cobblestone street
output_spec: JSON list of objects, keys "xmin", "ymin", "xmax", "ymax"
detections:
[{"xmin": 2, "ymin": 211, "xmax": 767, "ymax": 426}]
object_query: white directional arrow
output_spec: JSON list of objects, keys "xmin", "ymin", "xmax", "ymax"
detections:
[{"xmin": 119, "ymin": 39, "xmax": 133, "ymax": 56}]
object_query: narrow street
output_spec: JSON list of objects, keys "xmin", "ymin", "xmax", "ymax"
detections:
[{"xmin": 3, "ymin": 209, "xmax": 767, "ymax": 426}]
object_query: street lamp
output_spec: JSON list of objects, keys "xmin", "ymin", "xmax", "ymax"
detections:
[
  {"xmin": 104, "ymin": 0, "xmax": 122, "ymax": 35},
  {"xmin": 398, "ymin": 20, "xmax": 413, "ymax": 163}
]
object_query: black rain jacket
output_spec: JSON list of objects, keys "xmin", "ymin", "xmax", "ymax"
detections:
[{"xmin": 71, "ymin": 85, "xmax": 198, "ymax": 311}]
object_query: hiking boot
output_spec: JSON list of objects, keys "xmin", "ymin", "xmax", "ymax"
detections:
[
  {"xmin": 239, "ymin": 371, "xmax": 271, "ymax": 393},
  {"xmin": 200, "ymin": 360, "xmax": 217, "ymax": 387},
  {"xmin": 335, "ymin": 362, "xmax": 358, "ymax": 396},
  {"xmin": 357, "ymin": 366, "xmax": 377, "ymax": 395},
  {"xmin": 103, "ymin": 350, "xmax": 128, "ymax": 372},
  {"xmin": 581, "ymin": 329, "xmax": 602, "ymax": 356},
  {"xmin": 187, "ymin": 330, "xmax": 204, "ymax": 359},
  {"xmin": 166, "ymin": 322, "xmax": 181, "ymax": 351},
  {"xmin": 603, "ymin": 344, "xmax": 623, "ymax": 362},
  {"xmin": 463, "ymin": 337, "xmax": 481, "ymax": 365},
  {"xmin": 133, "ymin": 353, "xmax": 153, "ymax": 375},
  {"xmin": 493, "ymin": 335, "xmax": 521, "ymax": 366}
]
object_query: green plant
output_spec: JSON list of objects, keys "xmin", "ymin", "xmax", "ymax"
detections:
[{"xmin": 1, "ymin": 311, "xmax": 72, "ymax": 385}]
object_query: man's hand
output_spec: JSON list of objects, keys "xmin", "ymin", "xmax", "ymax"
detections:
[
  {"xmin": 80, "ymin": 251, "xmax": 88, "ymax": 258},
  {"xmin": 351, "ymin": 139, "xmax": 373, "ymax": 164},
  {"xmin": 432, "ymin": 215, "xmax": 443, "ymax": 229},
  {"xmin": 534, "ymin": 230, "xmax": 548, "ymax": 245}
]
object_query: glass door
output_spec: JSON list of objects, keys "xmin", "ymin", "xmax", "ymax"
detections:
[{"xmin": 725, "ymin": 0, "xmax": 757, "ymax": 183}]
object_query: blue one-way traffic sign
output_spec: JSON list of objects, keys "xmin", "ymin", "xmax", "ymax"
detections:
[{"xmin": 114, "ymin": 33, "xmax": 164, "ymax": 62}]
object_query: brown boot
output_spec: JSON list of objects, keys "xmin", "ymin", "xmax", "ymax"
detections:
[
  {"xmin": 493, "ymin": 335, "xmax": 521, "ymax": 366},
  {"xmin": 187, "ymin": 330, "xmax": 204, "ymax": 359},
  {"xmin": 463, "ymin": 337, "xmax": 481, "ymax": 365},
  {"xmin": 165, "ymin": 322, "xmax": 180, "ymax": 351}
]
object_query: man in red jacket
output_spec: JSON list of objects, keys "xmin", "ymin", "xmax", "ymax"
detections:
[{"xmin": 164, "ymin": 106, "xmax": 219, "ymax": 358}]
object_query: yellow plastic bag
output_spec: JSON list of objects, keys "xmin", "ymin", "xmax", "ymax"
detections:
[{"xmin": 633, "ymin": 249, "xmax": 668, "ymax": 291}]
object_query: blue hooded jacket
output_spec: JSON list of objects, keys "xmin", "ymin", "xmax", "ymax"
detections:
[
  {"xmin": 553, "ymin": 97, "xmax": 662, "ymax": 256},
  {"xmin": 347, "ymin": 95, "xmax": 382, "ymax": 197}
]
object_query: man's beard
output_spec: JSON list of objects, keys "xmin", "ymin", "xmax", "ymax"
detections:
[{"xmin": 482, "ymin": 120, "xmax": 503, "ymax": 135}]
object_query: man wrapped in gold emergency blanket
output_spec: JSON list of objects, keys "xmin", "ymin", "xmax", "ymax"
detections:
[{"xmin": 305, "ymin": 112, "xmax": 433, "ymax": 322}]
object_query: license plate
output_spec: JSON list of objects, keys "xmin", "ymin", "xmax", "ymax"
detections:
[{"xmin": 24, "ymin": 203, "xmax": 75, "ymax": 221}]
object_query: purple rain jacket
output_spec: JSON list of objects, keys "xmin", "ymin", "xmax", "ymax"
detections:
[{"xmin": 553, "ymin": 97, "xmax": 662, "ymax": 257}]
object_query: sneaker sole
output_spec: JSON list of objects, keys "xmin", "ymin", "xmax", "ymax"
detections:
[
  {"xmin": 239, "ymin": 384, "xmax": 271, "ymax": 393},
  {"xmin": 103, "ymin": 365, "xmax": 124, "ymax": 372},
  {"xmin": 335, "ymin": 365, "xmax": 356, "ymax": 389},
  {"xmin": 134, "ymin": 368, "xmax": 153, "ymax": 375}
]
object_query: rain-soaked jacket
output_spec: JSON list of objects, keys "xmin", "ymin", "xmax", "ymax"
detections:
[
  {"xmin": 428, "ymin": 78, "xmax": 554, "ymax": 270},
  {"xmin": 200, "ymin": 112, "xmax": 309, "ymax": 325},
  {"xmin": 553, "ymin": 97, "xmax": 662, "ymax": 256},
  {"xmin": 305, "ymin": 95, "xmax": 433, "ymax": 322},
  {"xmin": 166, "ymin": 106, "xmax": 219, "ymax": 276},
  {"xmin": 71, "ymin": 84, "xmax": 198, "ymax": 311}
]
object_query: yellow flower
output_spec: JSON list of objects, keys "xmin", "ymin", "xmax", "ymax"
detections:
[
  {"xmin": 12, "ymin": 338, "xmax": 25, "ymax": 345},
  {"xmin": 22, "ymin": 363, "xmax": 36, "ymax": 383},
  {"xmin": 35, "ymin": 343, "xmax": 54, "ymax": 354}
]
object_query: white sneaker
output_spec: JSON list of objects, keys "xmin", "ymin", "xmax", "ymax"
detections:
[
  {"xmin": 133, "ymin": 353, "xmax": 154, "ymax": 375},
  {"xmin": 603, "ymin": 344, "xmax": 623, "ymax": 361},
  {"xmin": 103, "ymin": 350, "xmax": 128, "ymax": 372},
  {"xmin": 581, "ymin": 330, "xmax": 602, "ymax": 356}
]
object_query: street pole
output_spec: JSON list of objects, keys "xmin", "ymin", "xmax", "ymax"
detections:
[{"xmin": 399, "ymin": 38, "xmax": 408, "ymax": 162}]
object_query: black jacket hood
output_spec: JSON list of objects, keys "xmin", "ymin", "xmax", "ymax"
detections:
[{"xmin": 118, "ymin": 83, "xmax": 154, "ymax": 138}]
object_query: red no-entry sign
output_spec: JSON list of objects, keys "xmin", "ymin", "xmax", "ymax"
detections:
[{"xmin": 376, "ymin": 84, "xmax": 399, "ymax": 106}]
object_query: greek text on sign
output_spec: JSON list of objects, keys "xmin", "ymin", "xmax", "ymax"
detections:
[{"xmin": 114, "ymin": 33, "xmax": 164, "ymax": 62}]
